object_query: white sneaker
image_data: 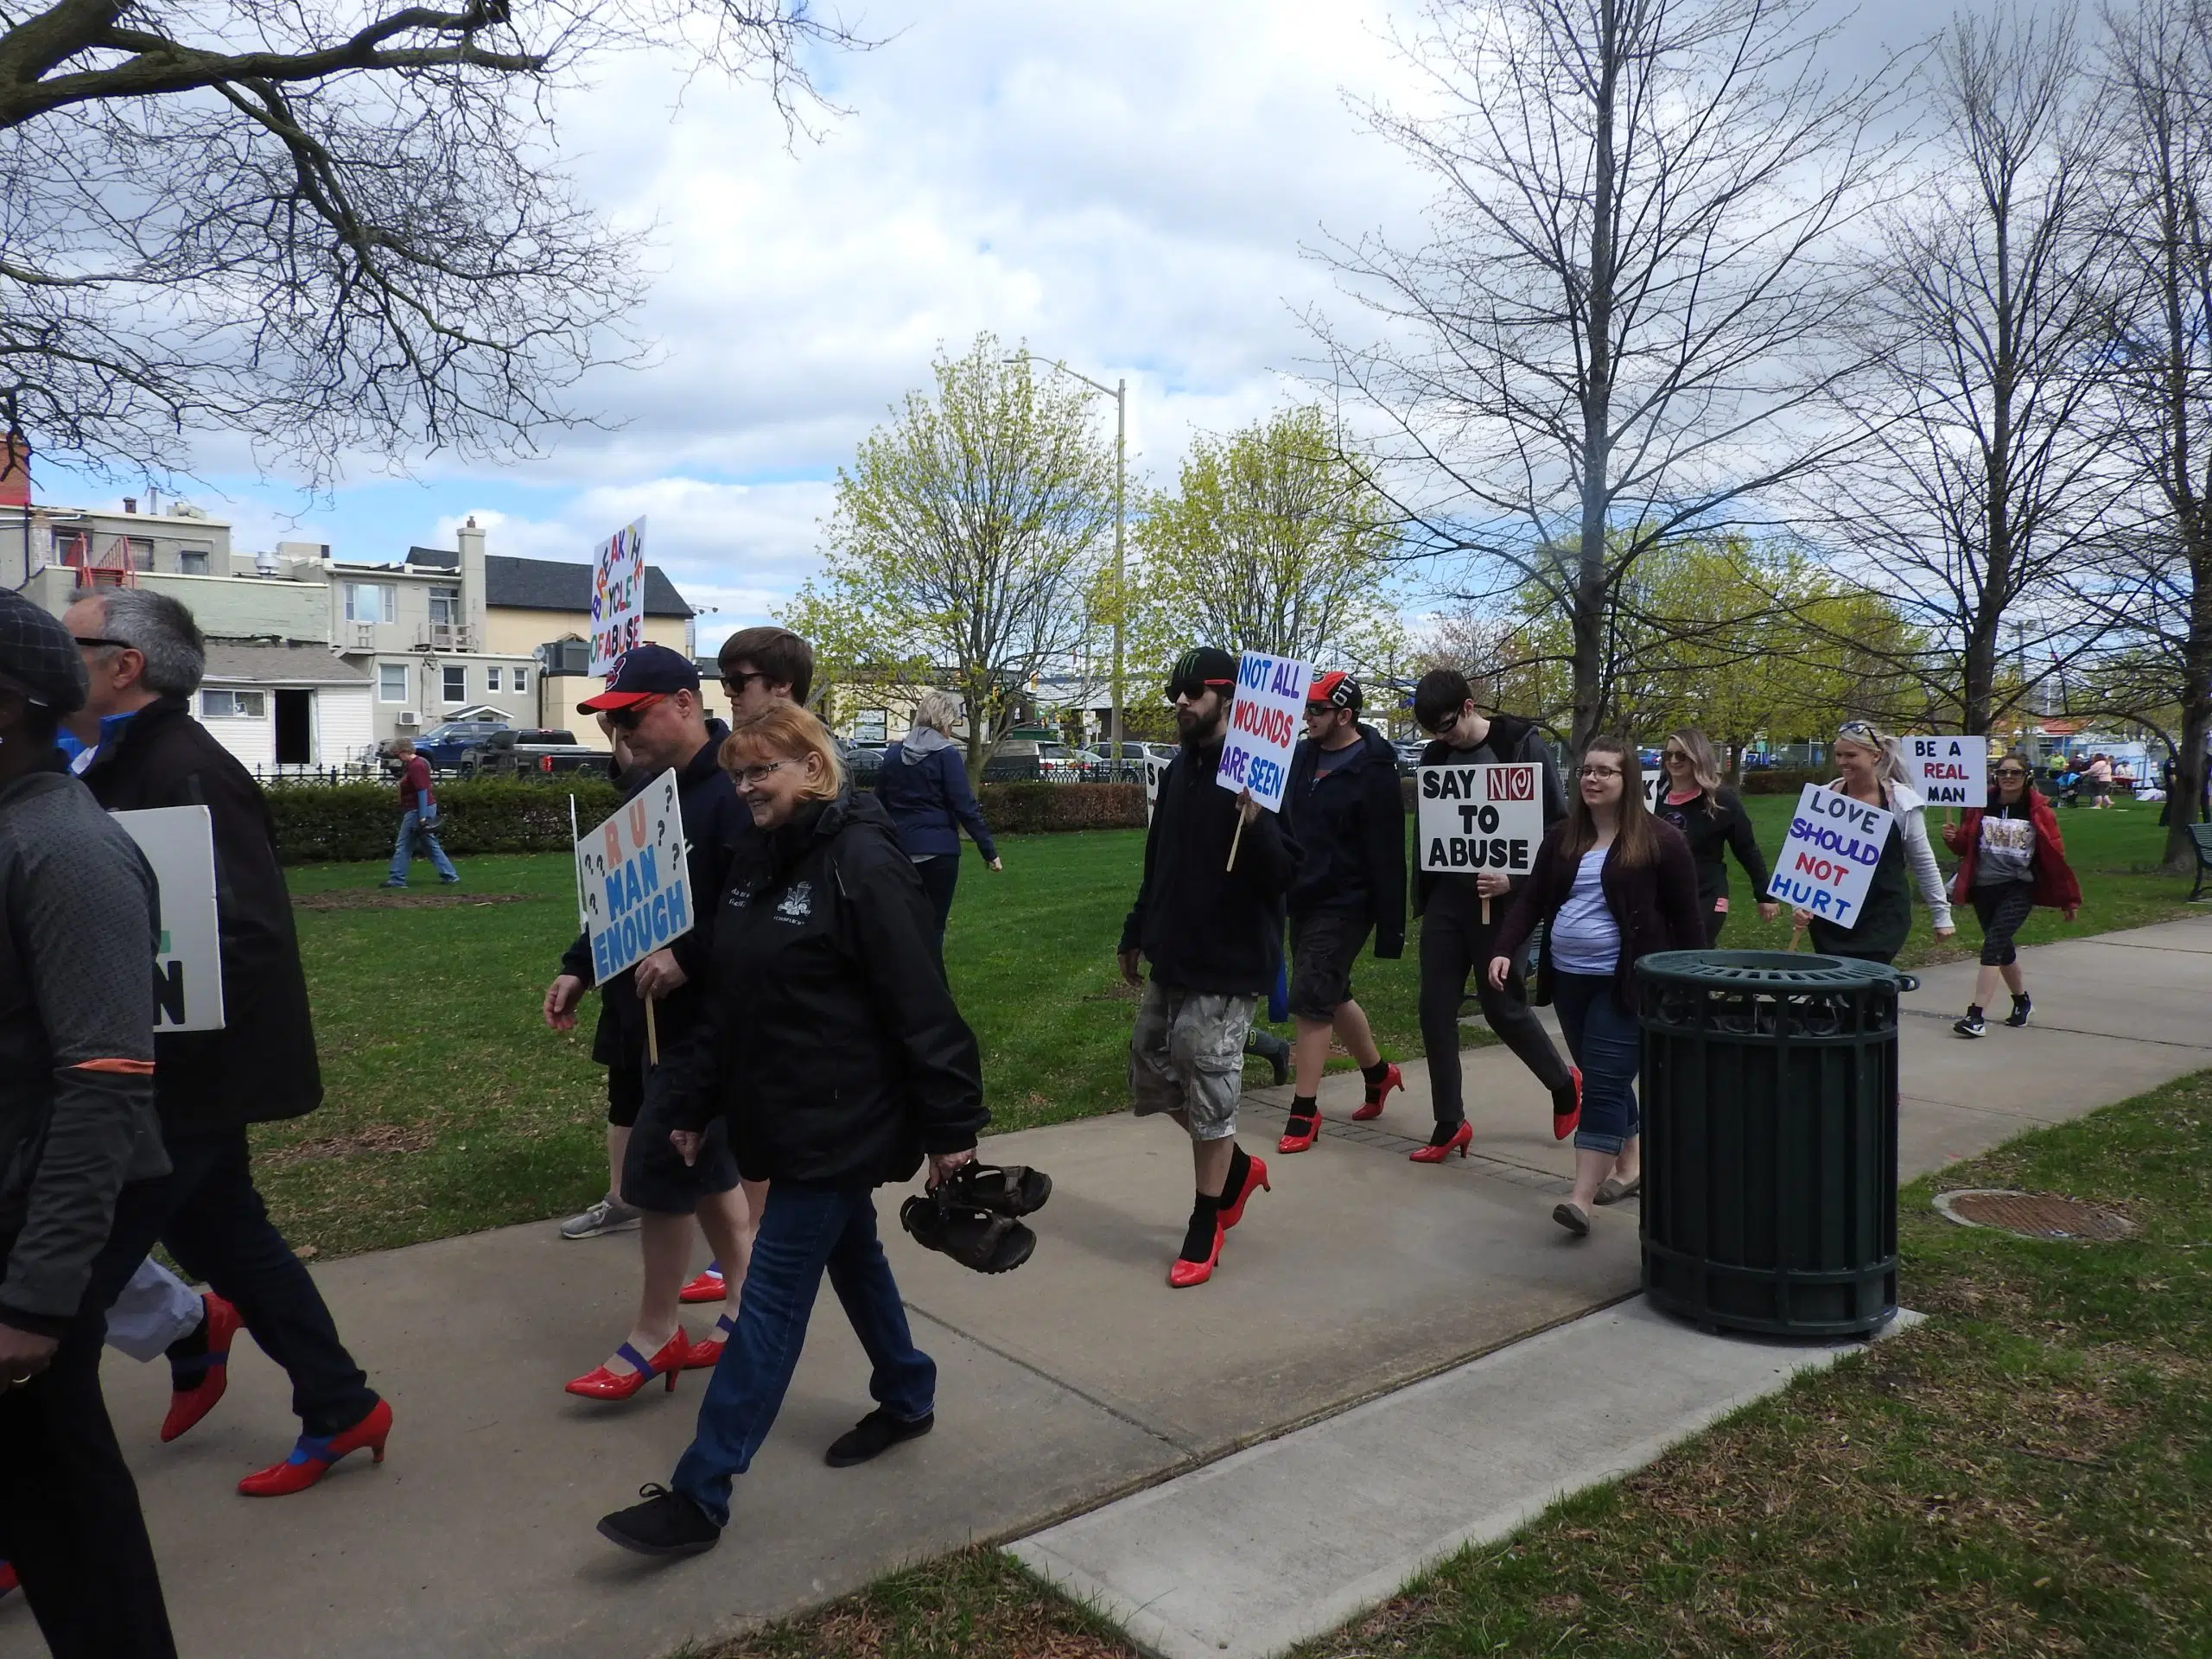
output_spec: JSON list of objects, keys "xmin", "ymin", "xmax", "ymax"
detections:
[{"xmin": 560, "ymin": 1196, "xmax": 643, "ymax": 1239}]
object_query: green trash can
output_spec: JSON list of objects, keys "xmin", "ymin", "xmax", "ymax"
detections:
[{"xmin": 1636, "ymin": 950, "xmax": 1917, "ymax": 1338}]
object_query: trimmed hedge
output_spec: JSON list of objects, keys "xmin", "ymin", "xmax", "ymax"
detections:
[
  {"xmin": 1736, "ymin": 767, "xmax": 1830, "ymax": 795},
  {"xmin": 974, "ymin": 782, "xmax": 1145, "ymax": 833}
]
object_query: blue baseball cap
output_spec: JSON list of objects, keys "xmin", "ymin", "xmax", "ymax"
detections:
[{"xmin": 576, "ymin": 643, "xmax": 700, "ymax": 713}]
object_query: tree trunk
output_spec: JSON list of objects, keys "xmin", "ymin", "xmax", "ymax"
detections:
[
  {"xmin": 2162, "ymin": 518, "xmax": 2212, "ymax": 871},
  {"xmin": 1572, "ymin": 1, "xmax": 1621, "ymax": 754}
]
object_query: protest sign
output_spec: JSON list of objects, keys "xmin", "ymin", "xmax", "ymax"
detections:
[
  {"xmin": 576, "ymin": 770, "xmax": 691, "ymax": 985},
  {"xmin": 113, "ymin": 806, "xmax": 224, "ymax": 1032},
  {"xmin": 1768, "ymin": 785, "xmax": 1897, "ymax": 931},
  {"xmin": 588, "ymin": 517, "xmax": 648, "ymax": 676},
  {"xmin": 1215, "ymin": 650, "xmax": 1310, "ymax": 814},
  {"xmin": 1418, "ymin": 763, "xmax": 1543, "ymax": 921},
  {"xmin": 1143, "ymin": 753, "xmax": 1165, "ymax": 825},
  {"xmin": 1904, "ymin": 734, "xmax": 1986, "ymax": 808}
]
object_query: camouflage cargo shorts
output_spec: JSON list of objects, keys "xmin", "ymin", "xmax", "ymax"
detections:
[{"xmin": 1128, "ymin": 981, "xmax": 1255, "ymax": 1141}]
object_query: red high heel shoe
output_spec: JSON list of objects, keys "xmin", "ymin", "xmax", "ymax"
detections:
[
  {"xmin": 677, "ymin": 1267, "xmax": 725, "ymax": 1304},
  {"xmin": 1554, "ymin": 1068, "xmax": 1584, "ymax": 1141},
  {"xmin": 161, "ymin": 1292, "xmax": 243, "ymax": 1443},
  {"xmin": 565, "ymin": 1330, "xmax": 690, "ymax": 1402},
  {"xmin": 1168, "ymin": 1221, "xmax": 1224, "ymax": 1288},
  {"xmin": 1219, "ymin": 1153, "xmax": 1270, "ymax": 1229},
  {"xmin": 237, "ymin": 1397, "xmax": 392, "ymax": 1497},
  {"xmin": 1277, "ymin": 1113, "xmax": 1320, "ymax": 1154},
  {"xmin": 1351, "ymin": 1062, "xmax": 1402, "ymax": 1122},
  {"xmin": 1409, "ymin": 1120, "xmax": 1473, "ymax": 1164},
  {"xmin": 683, "ymin": 1313, "xmax": 736, "ymax": 1370},
  {"xmin": 0, "ymin": 1559, "xmax": 17, "ymax": 1598}
]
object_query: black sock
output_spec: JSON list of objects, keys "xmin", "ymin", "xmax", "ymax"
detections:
[
  {"xmin": 1224, "ymin": 1142, "xmax": 1252, "ymax": 1197},
  {"xmin": 1361, "ymin": 1059, "xmax": 1392, "ymax": 1098},
  {"xmin": 1179, "ymin": 1191, "xmax": 1223, "ymax": 1262},
  {"xmin": 1288, "ymin": 1093, "xmax": 1318, "ymax": 1125},
  {"xmin": 1967, "ymin": 1004, "xmax": 1984, "ymax": 1020},
  {"xmin": 1430, "ymin": 1117, "xmax": 1464, "ymax": 1148},
  {"xmin": 2012, "ymin": 992, "xmax": 2031, "ymax": 1007},
  {"xmin": 165, "ymin": 1310, "xmax": 210, "ymax": 1384}
]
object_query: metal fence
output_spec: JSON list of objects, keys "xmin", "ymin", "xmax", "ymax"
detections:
[{"xmin": 250, "ymin": 762, "xmax": 385, "ymax": 786}]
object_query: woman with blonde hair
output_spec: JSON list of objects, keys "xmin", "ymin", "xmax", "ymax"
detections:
[
  {"xmin": 1793, "ymin": 721, "xmax": 1955, "ymax": 963},
  {"xmin": 877, "ymin": 688, "xmax": 1002, "ymax": 957},
  {"xmin": 1653, "ymin": 728, "xmax": 1778, "ymax": 945}
]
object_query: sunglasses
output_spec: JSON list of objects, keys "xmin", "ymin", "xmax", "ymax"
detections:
[
  {"xmin": 1166, "ymin": 679, "xmax": 1230, "ymax": 702},
  {"xmin": 1994, "ymin": 768, "xmax": 2028, "ymax": 779},
  {"xmin": 720, "ymin": 671, "xmax": 769, "ymax": 696},
  {"xmin": 604, "ymin": 695, "xmax": 664, "ymax": 732}
]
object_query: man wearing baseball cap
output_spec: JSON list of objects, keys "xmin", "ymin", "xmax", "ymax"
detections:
[
  {"xmin": 0, "ymin": 589, "xmax": 175, "ymax": 1653},
  {"xmin": 1118, "ymin": 647, "xmax": 1300, "ymax": 1289},
  {"xmin": 1275, "ymin": 671, "xmax": 1406, "ymax": 1154}
]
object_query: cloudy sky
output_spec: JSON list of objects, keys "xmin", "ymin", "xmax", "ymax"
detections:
[{"xmin": 41, "ymin": 0, "xmax": 1943, "ymax": 653}]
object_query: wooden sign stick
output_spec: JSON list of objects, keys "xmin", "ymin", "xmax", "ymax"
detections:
[
  {"xmin": 1226, "ymin": 813, "xmax": 1246, "ymax": 872},
  {"xmin": 644, "ymin": 993, "xmax": 659, "ymax": 1068},
  {"xmin": 1481, "ymin": 895, "xmax": 1491, "ymax": 926}
]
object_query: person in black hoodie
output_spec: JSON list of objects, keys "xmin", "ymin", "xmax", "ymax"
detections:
[
  {"xmin": 596, "ymin": 702, "xmax": 985, "ymax": 1559},
  {"xmin": 1651, "ymin": 728, "xmax": 1777, "ymax": 944},
  {"xmin": 1276, "ymin": 671, "xmax": 1406, "ymax": 1154},
  {"xmin": 544, "ymin": 645, "xmax": 760, "ymax": 1398},
  {"xmin": 1118, "ymin": 647, "xmax": 1300, "ymax": 1289},
  {"xmin": 1408, "ymin": 670, "xmax": 1581, "ymax": 1160}
]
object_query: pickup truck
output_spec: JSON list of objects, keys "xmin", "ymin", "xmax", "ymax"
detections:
[
  {"xmin": 380, "ymin": 718, "xmax": 509, "ymax": 776},
  {"xmin": 456, "ymin": 728, "xmax": 607, "ymax": 780}
]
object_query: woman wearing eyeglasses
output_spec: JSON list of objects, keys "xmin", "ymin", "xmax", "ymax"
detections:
[
  {"xmin": 1795, "ymin": 721, "xmax": 1954, "ymax": 964},
  {"xmin": 1942, "ymin": 749, "xmax": 2079, "ymax": 1036},
  {"xmin": 1653, "ymin": 728, "xmax": 1777, "ymax": 945},
  {"xmin": 1489, "ymin": 738, "xmax": 1704, "ymax": 1235}
]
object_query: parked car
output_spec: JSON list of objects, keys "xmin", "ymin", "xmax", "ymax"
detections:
[
  {"xmin": 1392, "ymin": 740, "xmax": 1427, "ymax": 777},
  {"xmin": 381, "ymin": 718, "xmax": 510, "ymax": 775},
  {"xmin": 1078, "ymin": 740, "xmax": 1174, "ymax": 781},
  {"xmin": 838, "ymin": 737, "xmax": 887, "ymax": 785},
  {"xmin": 1033, "ymin": 741, "xmax": 1102, "ymax": 782},
  {"xmin": 456, "ymin": 728, "xmax": 601, "ymax": 780}
]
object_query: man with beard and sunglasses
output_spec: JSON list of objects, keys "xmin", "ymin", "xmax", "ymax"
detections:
[{"xmin": 1117, "ymin": 648, "xmax": 1300, "ymax": 1288}]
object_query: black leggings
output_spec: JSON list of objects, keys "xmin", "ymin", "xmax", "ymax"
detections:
[
  {"xmin": 1418, "ymin": 889, "xmax": 1570, "ymax": 1124},
  {"xmin": 1971, "ymin": 883, "xmax": 2036, "ymax": 968}
]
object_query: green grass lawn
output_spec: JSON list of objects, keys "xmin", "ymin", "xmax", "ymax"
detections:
[
  {"xmin": 693, "ymin": 1065, "xmax": 2212, "ymax": 1659},
  {"xmin": 259, "ymin": 797, "xmax": 2201, "ymax": 1258}
]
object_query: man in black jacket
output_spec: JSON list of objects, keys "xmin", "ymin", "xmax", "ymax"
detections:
[
  {"xmin": 1409, "ymin": 669, "xmax": 1580, "ymax": 1153},
  {"xmin": 1276, "ymin": 672, "xmax": 1406, "ymax": 1154},
  {"xmin": 0, "ymin": 589, "xmax": 175, "ymax": 1656},
  {"xmin": 1118, "ymin": 647, "xmax": 1300, "ymax": 1289},
  {"xmin": 67, "ymin": 588, "xmax": 389, "ymax": 1497}
]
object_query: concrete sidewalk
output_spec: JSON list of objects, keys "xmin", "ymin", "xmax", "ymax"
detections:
[{"xmin": 9, "ymin": 915, "xmax": 2208, "ymax": 1658}]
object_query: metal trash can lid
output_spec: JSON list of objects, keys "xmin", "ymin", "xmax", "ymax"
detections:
[{"xmin": 1636, "ymin": 950, "xmax": 1918, "ymax": 994}]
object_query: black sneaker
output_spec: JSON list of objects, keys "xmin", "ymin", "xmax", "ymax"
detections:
[
  {"xmin": 824, "ymin": 1407, "xmax": 934, "ymax": 1468},
  {"xmin": 2005, "ymin": 995, "xmax": 2031, "ymax": 1028},
  {"xmin": 1953, "ymin": 1009, "xmax": 1987, "ymax": 1038},
  {"xmin": 596, "ymin": 1484, "xmax": 720, "ymax": 1557}
]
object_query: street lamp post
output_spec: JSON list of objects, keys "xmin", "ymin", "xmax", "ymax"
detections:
[{"xmin": 1010, "ymin": 353, "xmax": 1127, "ymax": 769}]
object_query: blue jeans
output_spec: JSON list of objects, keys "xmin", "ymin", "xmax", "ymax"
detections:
[
  {"xmin": 387, "ymin": 808, "xmax": 456, "ymax": 884},
  {"xmin": 671, "ymin": 1182, "xmax": 935, "ymax": 1528},
  {"xmin": 1550, "ymin": 971, "xmax": 1641, "ymax": 1156}
]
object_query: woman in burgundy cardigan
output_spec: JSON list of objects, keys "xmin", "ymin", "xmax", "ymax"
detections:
[{"xmin": 1489, "ymin": 736, "xmax": 1705, "ymax": 1236}]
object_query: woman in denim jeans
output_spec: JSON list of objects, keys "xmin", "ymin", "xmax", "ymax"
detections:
[{"xmin": 1489, "ymin": 736, "xmax": 1704, "ymax": 1236}]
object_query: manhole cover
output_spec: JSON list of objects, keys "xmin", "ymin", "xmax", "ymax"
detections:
[{"xmin": 1933, "ymin": 1189, "xmax": 2138, "ymax": 1242}]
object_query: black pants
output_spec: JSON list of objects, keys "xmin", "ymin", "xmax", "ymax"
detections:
[
  {"xmin": 1971, "ymin": 882, "xmax": 2037, "ymax": 967},
  {"xmin": 0, "ymin": 1265, "xmax": 175, "ymax": 1657},
  {"xmin": 915, "ymin": 853, "xmax": 960, "ymax": 959},
  {"xmin": 1418, "ymin": 887, "xmax": 1570, "ymax": 1125},
  {"xmin": 95, "ymin": 1128, "xmax": 378, "ymax": 1440}
]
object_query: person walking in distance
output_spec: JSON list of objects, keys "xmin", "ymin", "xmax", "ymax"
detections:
[
  {"xmin": 877, "ymin": 689, "xmax": 1002, "ymax": 960},
  {"xmin": 0, "ymin": 589, "xmax": 176, "ymax": 1656},
  {"xmin": 1793, "ymin": 721, "xmax": 1955, "ymax": 964},
  {"xmin": 1652, "ymin": 728, "xmax": 1778, "ymax": 945},
  {"xmin": 1119, "ymin": 648, "xmax": 1299, "ymax": 1288},
  {"xmin": 1945, "ymin": 750, "xmax": 2080, "ymax": 1037},
  {"xmin": 1489, "ymin": 738, "xmax": 1705, "ymax": 1234},
  {"xmin": 544, "ymin": 645, "xmax": 763, "ymax": 1395},
  {"xmin": 381, "ymin": 735, "xmax": 458, "ymax": 887},
  {"xmin": 66, "ymin": 588, "xmax": 392, "ymax": 1497},
  {"xmin": 2083, "ymin": 752, "xmax": 2114, "ymax": 809},
  {"xmin": 1276, "ymin": 672, "xmax": 1405, "ymax": 1154},
  {"xmin": 1408, "ymin": 670, "xmax": 1582, "ymax": 1161}
]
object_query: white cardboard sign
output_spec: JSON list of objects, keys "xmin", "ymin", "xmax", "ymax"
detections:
[
  {"xmin": 1417, "ymin": 764, "xmax": 1543, "ymax": 875},
  {"xmin": 1143, "ymin": 753, "xmax": 1164, "ymax": 825},
  {"xmin": 1215, "ymin": 651, "xmax": 1310, "ymax": 813},
  {"xmin": 1905, "ymin": 734, "xmax": 1986, "ymax": 808},
  {"xmin": 576, "ymin": 770, "xmax": 692, "ymax": 982},
  {"xmin": 587, "ymin": 517, "xmax": 648, "ymax": 677},
  {"xmin": 1768, "ymin": 784, "xmax": 1897, "ymax": 930},
  {"xmin": 113, "ymin": 805, "xmax": 225, "ymax": 1032}
]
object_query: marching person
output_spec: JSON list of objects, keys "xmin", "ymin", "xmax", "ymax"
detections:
[
  {"xmin": 595, "ymin": 702, "xmax": 986, "ymax": 1558},
  {"xmin": 1118, "ymin": 648, "xmax": 1298, "ymax": 1287},
  {"xmin": 544, "ymin": 644, "xmax": 762, "ymax": 1395},
  {"xmin": 1276, "ymin": 671, "xmax": 1405, "ymax": 1154},
  {"xmin": 1652, "ymin": 728, "xmax": 1778, "ymax": 944},
  {"xmin": 0, "ymin": 590, "xmax": 175, "ymax": 1655},
  {"xmin": 1944, "ymin": 749, "xmax": 2081, "ymax": 1037},
  {"xmin": 1793, "ymin": 721, "xmax": 1955, "ymax": 964},
  {"xmin": 1490, "ymin": 737, "xmax": 1704, "ymax": 1235},
  {"xmin": 66, "ymin": 588, "xmax": 391, "ymax": 1497},
  {"xmin": 877, "ymin": 688, "xmax": 1002, "ymax": 958},
  {"xmin": 1408, "ymin": 669, "xmax": 1581, "ymax": 1160},
  {"xmin": 380, "ymin": 735, "xmax": 459, "ymax": 887}
]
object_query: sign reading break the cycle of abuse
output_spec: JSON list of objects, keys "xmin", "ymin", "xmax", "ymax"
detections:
[
  {"xmin": 577, "ymin": 770, "xmax": 692, "ymax": 982},
  {"xmin": 1769, "ymin": 784, "xmax": 1897, "ymax": 929},
  {"xmin": 1215, "ymin": 650, "xmax": 1311, "ymax": 814},
  {"xmin": 1416, "ymin": 763, "xmax": 1544, "ymax": 875},
  {"xmin": 588, "ymin": 517, "xmax": 648, "ymax": 677}
]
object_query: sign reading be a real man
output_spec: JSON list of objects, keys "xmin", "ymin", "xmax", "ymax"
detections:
[
  {"xmin": 1417, "ymin": 763, "xmax": 1543, "ymax": 875},
  {"xmin": 1904, "ymin": 735, "xmax": 1986, "ymax": 807},
  {"xmin": 1768, "ymin": 784, "xmax": 1897, "ymax": 929},
  {"xmin": 1215, "ymin": 650, "xmax": 1310, "ymax": 814},
  {"xmin": 576, "ymin": 770, "xmax": 692, "ymax": 982}
]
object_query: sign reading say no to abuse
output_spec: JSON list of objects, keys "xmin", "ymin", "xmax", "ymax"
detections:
[
  {"xmin": 1768, "ymin": 784, "xmax": 1896, "ymax": 928},
  {"xmin": 1417, "ymin": 763, "xmax": 1543, "ymax": 875},
  {"xmin": 1215, "ymin": 650, "xmax": 1310, "ymax": 815}
]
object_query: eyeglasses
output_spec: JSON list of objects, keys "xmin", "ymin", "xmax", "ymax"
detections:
[
  {"xmin": 73, "ymin": 635, "xmax": 131, "ymax": 651},
  {"xmin": 1578, "ymin": 765, "xmax": 1623, "ymax": 779},
  {"xmin": 1994, "ymin": 768, "xmax": 2028, "ymax": 779},
  {"xmin": 1662, "ymin": 749, "xmax": 1689, "ymax": 762},
  {"xmin": 720, "ymin": 671, "xmax": 768, "ymax": 696},
  {"xmin": 604, "ymin": 695, "xmax": 664, "ymax": 732},
  {"xmin": 729, "ymin": 759, "xmax": 790, "ymax": 790}
]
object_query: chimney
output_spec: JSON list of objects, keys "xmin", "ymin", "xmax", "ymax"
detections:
[
  {"xmin": 456, "ymin": 514, "xmax": 488, "ymax": 644},
  {"xmin": 0, "ymin": 431, "xmax": 27, "ymax": 511},
  {"xmin": 123, "ymin": 496, "xmax": 137, "ymax": 514}
]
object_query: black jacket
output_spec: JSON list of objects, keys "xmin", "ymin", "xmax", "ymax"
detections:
[
  {"xmin": 650, "ymin": 791, "xmax": 987, "ymax": 1186},
  {"xmin": 1283, "ymin": 723, "xmax": 1406, "ymax": 957},
  {"xmin": 1413, "ymin": 713, "xmax": 1567, "ymax": 917},
  {"xmin": 79, "ymin": 697, "xmax": 321, "ymax": 1135},
  {"xmin": 1493, "ymin": 819, "xmax": 1707, "ymax": 1011},
  {"xmin": 561, "ymin": 726, "xmax": 749, "ymax": 1073},
  {"xmin": 1119, "ymin": 734, "xmax": 1300, "ymax": 995},
  {"xmin": 1652, "ymin": 785, "xmax": 1770, "ymax": 911}
]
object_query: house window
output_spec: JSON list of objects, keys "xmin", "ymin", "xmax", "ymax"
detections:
[
  {"xmin": 201, "ymin": 690, "xmax": 266, "ymax": 720},
  {"xmin": 179, "ymin": 549, "xmax": 210, "ymax": 576},
  {"xmin": 345, "ymin": 582, "xmax": 396, "ymax": 624},
  {"xmin": 442, "ymin": 665, "xmax": 467, "ymax": 703},
  {"xmin": 512, "ymin": 667, "xmax": 528, "ymax": 695},
  {"xmin": 378, "ymin": 663, "xmax": 407, "ymax": 703},
  {"xmin": 128, "ymin": 537, "xmax": 154, "ymax": 571},
  {"xmin": 429, "ymin": 586, "xmax": 461, "ymax": 626},
  {"xmin": 486, "ymin": 667, "xmax": 501, "ymax": 692}
]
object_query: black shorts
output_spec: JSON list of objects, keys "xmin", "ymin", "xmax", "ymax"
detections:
[
  {"xmin": 614, "ymin": 1071, "xmax": 741, "ymax": 1214},
  {"xmin": 1287, "ymin": 906, "xmax": 1372, "ymax": 1021},
  {"xmin": 607, "ymin": 1064, "xmax": 645, "ymax": 1128}
]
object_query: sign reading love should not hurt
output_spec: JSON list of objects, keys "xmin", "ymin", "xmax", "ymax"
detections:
[
  {"xmin": 1215, "ymin": 650, "xmax": 1311, "ymax": 814},
  {"xmin": 1417, "ymin": 763, "xmax": 1543, "ymax": 875},
  {"xmin": 1768, "ymin": 784, "xmax": 1897, "ymax": 928}
]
